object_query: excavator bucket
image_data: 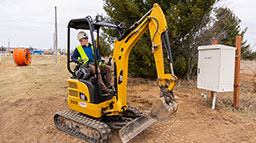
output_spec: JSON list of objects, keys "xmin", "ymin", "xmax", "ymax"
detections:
[
  {"xmin": 119, "ymin": 111, "xmax": 156, "ymax": 143},
  {"xmin": 150, "ymin": 98, "xmax": 177, "ymax": 120}
]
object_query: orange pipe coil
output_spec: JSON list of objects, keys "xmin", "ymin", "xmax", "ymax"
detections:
[{"xmin": 13, "ymin": 48, "xmax": 31, "ymax": 66}]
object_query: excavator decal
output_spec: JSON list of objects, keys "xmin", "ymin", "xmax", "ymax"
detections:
[{"xmin": 118, "ymin": 70, "xmax": 123, "ymax": 84}]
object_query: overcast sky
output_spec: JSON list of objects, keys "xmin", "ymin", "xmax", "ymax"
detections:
[{"xmin": 0, "ymin": 0, "xmax": 255, "ymax": 51}]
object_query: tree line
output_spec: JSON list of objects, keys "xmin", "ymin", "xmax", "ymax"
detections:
[{"xmin": 100, "ymin": 0, "xmax": 255, "ymax": 79}]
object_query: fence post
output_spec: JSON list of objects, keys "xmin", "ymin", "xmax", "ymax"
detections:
[{"xmin": 234, "ymin": 36, "xmax": 241, "ymax": 108}]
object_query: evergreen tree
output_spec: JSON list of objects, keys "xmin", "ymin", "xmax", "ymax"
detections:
[
  {"xmin": 103, "ymin": 0, "xmax": 217, "ymax": 79},
  {"xmin": 103, "ymin": 0, "xmax": 252, "ymax": 79},
  {"xmin": 211, "ymin": 7, "xmax": 252, "ymax": 60}
]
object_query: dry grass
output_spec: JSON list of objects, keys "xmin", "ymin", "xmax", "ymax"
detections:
[{"xmin": 174, "ymin": 73, "xmax": 256, "ymax": 121}]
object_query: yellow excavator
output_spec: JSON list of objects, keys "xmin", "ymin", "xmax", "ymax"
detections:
[{"xmin": 54, "ymin": 3, "xmax": 178, "ymax": 143}]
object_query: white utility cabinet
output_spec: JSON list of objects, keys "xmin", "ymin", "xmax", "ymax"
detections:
[{"xmin": 197, "ymin": 44, "xmax": 236, "ymax": 92}]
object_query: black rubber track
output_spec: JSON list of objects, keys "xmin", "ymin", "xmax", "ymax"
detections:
[{"xmin": 54, "ymin": 110, "xmax": 111, "ymax": 143}]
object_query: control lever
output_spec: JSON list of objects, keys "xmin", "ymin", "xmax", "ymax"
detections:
[{"xmin": 107, "ymin": 57, "xmax": 112, "ymax": 66}]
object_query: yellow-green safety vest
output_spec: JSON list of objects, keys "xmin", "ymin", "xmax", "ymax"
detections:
[{"xmin": 76, "ymin": 45, "xmax": 102, "ymax": 66}]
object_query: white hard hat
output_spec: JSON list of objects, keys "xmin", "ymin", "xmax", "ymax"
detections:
[{"xmin": 77, "ymin": 31, "xmax": 88, "ymax": 40}]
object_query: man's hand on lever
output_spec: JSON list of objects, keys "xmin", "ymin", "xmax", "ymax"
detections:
[
  {"xmin": 99, "ymin": 62, "xmax": 106, "ymax": 68},
  {"xmin": 77, "ymin": 59, "xmax": 83, "ymax": 62}
]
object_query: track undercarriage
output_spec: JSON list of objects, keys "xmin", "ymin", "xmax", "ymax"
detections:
[
  {"xmin": 54, "ymin": 106, "xmax": 150, "ymax": 143},
  {"xmin": 54, "ymin": 110, "xmax": 112, "ymax": 143}
]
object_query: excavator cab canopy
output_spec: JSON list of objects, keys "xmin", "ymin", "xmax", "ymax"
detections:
[
  {"xmin": 67, "ymin": 15, "xmax": 124, "ymax": 74},
  {"xmin": 68, "ymin": 17, "xmax": 121, "ymax": 30},
  {"xmin": 67, "ymin": 15, "xmax": 124, "ymax": 101}
]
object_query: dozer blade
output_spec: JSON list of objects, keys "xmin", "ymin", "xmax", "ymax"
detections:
[
  {"xmin": 119, "ymin": 111, "xmax": 156, "ymax": 143},
  {"xmin": 150, "ymin": 98, "xmax": 177, "ymax": 120},
  {"xmin": 119, "ymin": 99, "xmax": 177, "ymax": 142}
]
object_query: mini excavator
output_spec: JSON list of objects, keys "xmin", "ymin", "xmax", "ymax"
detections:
[{"xmin": 54, "ymin": 3, "xmax": 178, "ymax": 143}]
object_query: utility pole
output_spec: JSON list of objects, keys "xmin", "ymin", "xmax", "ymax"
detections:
[{"xmin": 54, "ymin": 6, "xmax": 59, "ymax": 66}]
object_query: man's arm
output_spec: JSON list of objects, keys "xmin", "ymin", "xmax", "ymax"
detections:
[{"xmin": 71, "ymin": 48, "xmax": 79, "ymax": 63}]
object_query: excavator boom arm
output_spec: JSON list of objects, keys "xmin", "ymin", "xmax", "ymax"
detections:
[{"xmin": 113, "ymin": 3, "xmax": 177, "ymax": 113}]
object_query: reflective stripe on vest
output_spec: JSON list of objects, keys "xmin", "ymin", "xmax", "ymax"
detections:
[{"xmin": 77, "ymin": 45, "xmax": 94, "ymax": 64}]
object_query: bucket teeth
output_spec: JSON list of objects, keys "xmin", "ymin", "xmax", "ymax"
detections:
[{"xmin": 150, "ymin": 98, "xmax": 178, "ymax": 121}]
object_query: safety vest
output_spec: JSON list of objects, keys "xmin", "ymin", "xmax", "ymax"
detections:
[
  {"xmin": 76, "ymin": 45, "xmax": 94, "ymax": 65},
  {"xmin": 76, "ymin": 45, "xmax": 103, "ymax": 66}
]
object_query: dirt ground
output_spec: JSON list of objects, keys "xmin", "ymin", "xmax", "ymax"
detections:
[{"xmin": 0, "ymin": 55, "xmax": 256, "ymax": 143}]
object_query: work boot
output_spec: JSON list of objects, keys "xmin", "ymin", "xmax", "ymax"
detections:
[{"xmin": 102, "ymin": 86, "xmax": 114, "ymax": 94}]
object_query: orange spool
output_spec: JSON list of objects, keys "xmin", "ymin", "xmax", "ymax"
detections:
[{"xmin": 13, "ymin": 48, "xmax": 31, "ymax": 66}]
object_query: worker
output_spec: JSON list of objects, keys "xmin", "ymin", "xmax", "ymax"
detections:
[{"xmin": 72, "ymin": 31, "xmax": 113, "ymax": 93}]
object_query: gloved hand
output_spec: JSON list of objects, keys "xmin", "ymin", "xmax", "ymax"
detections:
[
  {"xmin": 77, "ymin": 59, "xmax": 83, "ymax": 62},
  {"xmin": 100, "ymin": 63, "xmax": 106, "ymax": 67}
]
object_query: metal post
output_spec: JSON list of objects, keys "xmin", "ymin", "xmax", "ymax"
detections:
[
  {"xmin": 54, "ymin": 6, "xmax": 58, "ymax": 66},
  {"xmin": 234, "ymin": 36, "xmax": 241, "ymax": 108},
  {"xmin": 212, "ymin": 92, "xmax": 217, "ymax": 109},
  {"xmin": 206, "ymin": 90, "xmax": 209, "ymax": 101}
]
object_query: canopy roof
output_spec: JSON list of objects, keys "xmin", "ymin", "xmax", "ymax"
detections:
[{"xmin": 68, "ymin": 18, "xmax": 119, "ymax": 30}]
